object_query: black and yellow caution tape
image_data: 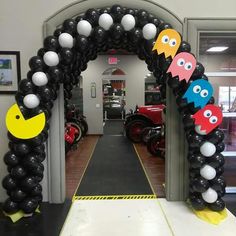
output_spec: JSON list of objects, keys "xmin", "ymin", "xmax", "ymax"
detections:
[{"xmin": 73, "ymin": 194, "xmax": 157, "ymax": 201}]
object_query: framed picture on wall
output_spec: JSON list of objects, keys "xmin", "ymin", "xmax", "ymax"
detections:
[{"xmin": 0, "ymin": 51, "xmax": 21, "ymax": 94}]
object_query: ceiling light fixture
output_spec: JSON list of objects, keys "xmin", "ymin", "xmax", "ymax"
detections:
[{"xmin": 207, "ymin": 46, "xmax": 229, "ymax": 52}]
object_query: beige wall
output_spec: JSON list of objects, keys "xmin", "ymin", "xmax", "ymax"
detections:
[{"xmin": 1, "ymin": 0, "xmax": 236, "ymax": 201}]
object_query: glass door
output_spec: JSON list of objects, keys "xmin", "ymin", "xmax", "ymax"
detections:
[{"xmin": 199, "ymin": 32, "xmax": 236, "ymax": 193}]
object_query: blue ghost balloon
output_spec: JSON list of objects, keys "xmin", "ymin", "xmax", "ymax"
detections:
[{"xmin": 183, "ymin": 79, "xmax": 213, "ymax": 108}]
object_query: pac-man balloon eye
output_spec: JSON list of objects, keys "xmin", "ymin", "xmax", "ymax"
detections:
[
  {"xmin": 6, "ymin": 103, "xmax": 46, "ymax": 139},
  {"xmin": 192, "ymin": 104, "xmax": 222, "ymax": 135},
  {"xmin": 167, "ymin": 52, "xmax": 196, "ymax": 82},
  {"xmin": 183, "ymin": 79, "xmax": 213, "ymax": 109},
  {"xmin": 152, "ymin": 29, "xmax": 181, "ymax": 58}
]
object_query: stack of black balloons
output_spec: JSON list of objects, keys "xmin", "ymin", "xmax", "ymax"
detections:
[{"xmin": 2, "ymin": 4, "xmax": 226, "ymax": 215}]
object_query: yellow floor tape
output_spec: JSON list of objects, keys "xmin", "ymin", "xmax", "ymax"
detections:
[
  {"xmin": 3, "ymin": 206, "xmax": 40, "ymax": 223},
  {"xmin": 73, "ymin": 194, "xmax": 157, "ymax": 201},
  {"xmin": 193, "ymin": 207, "xmax": 228, "ymax": 225}
]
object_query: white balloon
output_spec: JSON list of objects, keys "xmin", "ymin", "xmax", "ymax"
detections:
[
  {"xmin": 200, "ymin": 165, "xmax": 216, "ymax": 180},
  {"xmin": 43, "ymin": 51, "xmax": 59, "ymax": 66},
  {"xmin": 99, "ymin": 13, "xmax": 113, "ymax": 31},
  {"xmin": 142, "ymin": 23, "xmax": 157, "ymax": 40},
  {"xmin": 23, "ymin": 94, "xmax": 40, "ymax": 109},
  {"xmin": 32, "ymin": 72, "xmax": 48, "ymax": 86},
  {"xmin": 200, "ymin": 142, "xmax": 216, "ymax": 157},
  {"xmin": 77, "ymin": 20, "xmax": 92, "ymax": 37},
  {"xmin": 202, "ymin": 188, "xmax": 218, "ymax": 203},
  {"xmin": 58, "ymin": 33, "xmax": 74, "ymax": 48},
  {"xmin": 121, "ymin": 14, "xmax": 136, "ymax": 31}
]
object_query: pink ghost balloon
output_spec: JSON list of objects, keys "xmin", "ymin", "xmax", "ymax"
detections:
[
  {"xmin": 192, "ymin": 104, "xmax": 223, "ymax": 135},
  {"xmin": 167, "ymin": 52, "xmax": 196, "ymax": 82}
]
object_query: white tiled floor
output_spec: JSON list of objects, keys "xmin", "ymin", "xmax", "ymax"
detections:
[{"xmin": 60, "ymin": 199, "xmax": 236, "ymax": 236}]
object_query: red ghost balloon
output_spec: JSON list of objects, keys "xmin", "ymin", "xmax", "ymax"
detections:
[
  {"xmin": 167, "ymin": 52, "xmax": 196, "ymax": 82},
  {"xmin": 192, "ymin": 105, "xmax": 223, "ymax": 135}
]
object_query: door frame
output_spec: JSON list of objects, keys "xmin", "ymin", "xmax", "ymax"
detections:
[{"xmin": 43, "ymin": 0, "xmax": 186, "ymax": 203}]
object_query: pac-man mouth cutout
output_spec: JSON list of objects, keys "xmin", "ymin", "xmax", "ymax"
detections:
[
  {"xmin": 6, "ymin": 103, "xmax": 46, "ymax": 139},
  {"xmin": 192, "ymin": 105, "xmax": 223, "ymax": 135},
  {"xmin": 183, "ymin": 79, "xmax": 213, "ymax": 108},
  {"xmin": 152, "ymin": 29, "xmax": 181, "ymax": 59},
  {"xmin": 167, "ymin": 52, "xmax": 196, "ymax": 82}
]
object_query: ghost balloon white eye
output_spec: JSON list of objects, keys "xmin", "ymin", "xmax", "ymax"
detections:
[
  {"xmin": 184, "ymin": 62, "xmax": 192, "ymax": 70},
  {"xmin": 161, "ymin": 35, "xmax": 169, "ymax": 44},
  {"xmin": 193, "ymin": 85, "xmax": 201, "ymax": 93},
  {"xmin": 200, "ymin": 89, "xmax": 208, "ymax": 98},
  {"xmin": 169, "ymin": 38, "xmax": 176, "ymax": 47},
  {"xmin": 209, "ymin": 116, "xmax": 218, "ymax": 124},
  {"xmin": 203, "ymin": 110, "xmax": 212, "ymax": 118},
  {"xmin": 177, "ymin": 58, "xmax": 185, "ymax": 66}
]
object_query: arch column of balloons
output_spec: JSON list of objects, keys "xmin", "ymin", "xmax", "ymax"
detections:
[{"xmin": 2, "ymin": 5, "xmax": 226, "ymax": 216}]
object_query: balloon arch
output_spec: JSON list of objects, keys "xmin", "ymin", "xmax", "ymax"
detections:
[{"xmin": 2, "ymin": 5, "xmax": 226, "ymax": 216}]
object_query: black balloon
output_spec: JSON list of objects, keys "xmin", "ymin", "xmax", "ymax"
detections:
[
  {"xmin": 63, "ymin": 18, "xmax": 77, "ymax": 35},
  {"xmin": 159, "ymin": 22, "xmax": 172, "ymax": 31},
  {"xmin": 53, "ymin": 28, "xmax": 63, "ymax": 37},
  {"xmin": 10, "ymin": 189, "xmax": 27, "ymax": 202},
  {"xmin": 125, "ymin": 8, "xmax": 136, "ymax": 16},
  {"xmin": 11, "ymin": 166, "xmax": 27, "ymax": 179},
  {"xmin": 75, "ymin": 35, "xmax": 89, "ymax": 53},
  {"xmin": 43, "ymin": 36, "xmax": 59, "ymax": 51},
  {"xmin": 210, "ymin": 176, "xmax": 226, "ymax": 191},
  {"xmin": 191, "ymin": 177, "xmax": 210, "ymax": 193},
  {"xmin": 128, "ymin": 28, "xmax": 143, "ymax": 44},
  {"xmin": 37, "ymin": 86, "xmax": 53, "ymax": 102},
  {"xmin": 4, "ymin": 151, "xmax": 20, "ymax": 167},
  {"xmin": 31, "ymin": 184, "xmax": 42, "ymax": 196},
  {"xmin": 47, "ymin": 66, "xmax": 63, "ymax": 84},
  {"xmin": 59, "ymin": 48, "xmax": 74, "ymax": 65},
  {"xmin": 207, "ymin": 153, "xmax": 225, "ymax": 168},
  {"xmin": 37, "ymin": 48, "xmax": 46, "ymax": 58},
  {"xmin": 110, "ymin": 4, "xmax": 124, "ymax": 22},
  {"xmin": 208, "ymin": 198, "xmax": 225, "ymax": 211},
  {"xmin": 178, "ymin": 41, "xmax": 191, "ymax": 53},
  {"xmin": 13, "ymin": 142, "xmax": 31, "ymax": 156},
  {"xmin": 215, "ymin": 166, "xmax": 224, "ymax": 176},
  {"xmin": 216, "ymin": 142, "xmax": 225, "ymax": 152},
  {"xmin": 20, "ymin": 198, "xmax": 38, "ymax": 214},
  {"xmin": 2, "ymin": 198, "xmax": 19, "ymax": 214},
  {"xmin": 136, "ymin": 9, "xmax": 149, "ymax": 27},
  {"xmin": 207, "ymin": 129, "xmax": 224, "ymax": 144},
  {"xmin": 20, "ymin": 177, "xmax": 38, "ymax": 192},
  {"xmin": 190, "ymin": 194, "xmax": 206, "ymax": 211},
  {"xmin": 110, "ymin": 23, "xmax": 124, "ymax": 40},
  {"xmin": 29, "ymin": 56, "xmax": 45, "ymax": 71},
  {"xmin": 92, "ymin": 27, "xmax": 107, "ymax": 44},
  {"xmin": 22, "ymin": 154, "xmax": 39, "ymax": 170},
  {"xmin": 19, "ymin": 78, "xmax": 35, "ymax": 94},
  {"xmin": 187, "ymin": 132, "xmax": 204, "ymax": 148},
  {"xmin": 28, "ymin": 134, "xmax": 44, "ymax": 147},
  {"xmin": 35, "ymin": 152, "xmax": 46, "ymax": 162},
  {"xmin": 75, "ymin": 15, "xmax": 84, "ymax": 23},
  {"xmin": 85, "ymin": 8, "xmax": 99, "ymax": 26},
  {"xmin": 188, "ymin": 153, "xmax": 206, "ymax": 169},
  {"xmin": 2, "ymin": 175, "xmax": 18, "ymax": 191},
  {"xmin": 33, "ymin": 144, "xmax": 45, "ymax": 155},
  {"xmin": 192, "ymin": 62, "xmax": 205, "ymax": 78}
]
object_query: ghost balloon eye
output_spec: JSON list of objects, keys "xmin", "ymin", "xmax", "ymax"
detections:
[
  {"xmin": 193, "ymin": 85, "xmax": 201, "ymax": 93},
  {"xmin": 184, "ymin": 62, "xmax": 192, "ymax": 71},
  {"xmin": 177, "ymin": 58, "xmax": 185, "ymax": 66},
  {"xmin": 169, "ymin": 38, "xmax": 176, "ymax": 47},
  {"xmin": 203, "ymin": 109, "xmax": 212, "ymax": 118},
  {"xmin": 200, "ymin": 89, "xmax": 208, "ymax": 98},
  {"xmin": 209, "ymin": 116, "xmax": 218, "ymax": 124},
  {"xmin": 161, "ymin": 35, "xmax": 169, "ymax": 44}
]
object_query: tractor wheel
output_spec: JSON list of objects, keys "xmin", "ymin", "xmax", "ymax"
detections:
[
  {"xmin": 147, "ymin": 133, "xmax": 165, "ymax": 158},
  {"xmin": 126, "ymin": 119, "xmax": 148, "ymax": 143}
]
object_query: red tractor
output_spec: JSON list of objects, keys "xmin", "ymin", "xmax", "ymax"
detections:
[{"xmin": 124, "ymin": 104, "xmax": 165, "ymax": 143}]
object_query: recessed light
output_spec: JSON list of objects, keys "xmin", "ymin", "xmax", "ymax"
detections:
[{"xmin": 207, "ymin": 46, "xmax": 229, "ymax": 52}]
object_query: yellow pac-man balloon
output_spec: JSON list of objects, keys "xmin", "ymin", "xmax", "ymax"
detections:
[
  {"xmin": 152, "ymin": 29, "xmax": 181, "ymax": 59},
  {"xmin": 6, "ymin": 103, "xmax": 46, "ymax": 139}
]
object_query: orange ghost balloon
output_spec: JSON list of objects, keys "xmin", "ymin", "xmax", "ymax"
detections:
[{"xmin": 152, "ymin": 29, "xmax": 181, "ymax": 59}]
